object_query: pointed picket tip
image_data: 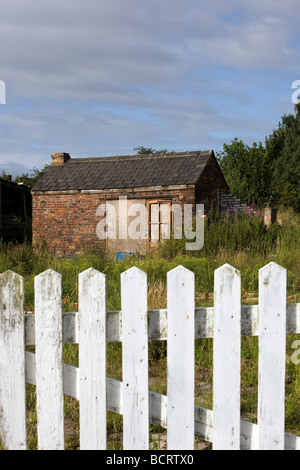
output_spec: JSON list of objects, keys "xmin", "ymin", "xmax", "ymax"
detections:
[
  {"xmin": 34, "ymin": 270, "xmax": 62, "ymax": 305},
  {"xmin": 259, "ymin": 262, "xmax": 286, "ymax": 290},
  {"xmin": 214, "ymin": 263, "xmax": 240, "ymax": 279},
  {"xmin": 0, "ymin": 269, "xmax": 24, "ymax": 286},
  {"xmin": 0, "ymin": 270, "xmax": 24, "ymax": 311},
  {"xmin": 259, "ymin": 261, "xmax": 286, "ymax": 275},
  {"xmin": 0, "ymin": 269, "xmax": 21, "ymax": 277},
  {"xmin": 35, "ymin": 268, "xmax": 62, "ymax": 280},
  {"xmin": 167, "ymin": 265, "xmax": 194, "ymax": 290},
  {"xmin": 167, "ymin": 265, "xmax": 194, "ymax": 276},
  {"xmin": 78, "ymin": 267, "xmax": 106, "ymax": 280},
  {"xmin": 121, "ymin": 265, "xmax": 147, "ymax": 278},
  {"xmin": 78, "ymin": 268, "xmax": 106, "ymax": 311}
]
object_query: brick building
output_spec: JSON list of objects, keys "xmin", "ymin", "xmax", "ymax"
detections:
[
  {"xmin": 0, "ymin": 177, "xmax": 31, "ymax": 243},
  {"xmin": 31, "ymin": 150, "xmax": 229, "ymax": 256}
]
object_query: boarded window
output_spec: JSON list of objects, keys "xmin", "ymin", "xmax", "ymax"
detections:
[{"xmin": 148, "ymin": 201, "xmax": 171, "ymax": 246}]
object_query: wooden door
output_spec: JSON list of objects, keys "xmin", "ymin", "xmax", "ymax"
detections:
[{"xmin": 147, "ymin": 200, "xmax": 171, "ymax": 248}]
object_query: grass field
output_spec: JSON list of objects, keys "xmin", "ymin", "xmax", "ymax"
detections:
[{"xmin": 0, "ymin": 206, "xmax": 299, "ymax": 449}]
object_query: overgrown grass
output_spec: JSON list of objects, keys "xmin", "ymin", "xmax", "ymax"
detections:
[
  {"xmin": 1, "ymin": 206, "xmax": 298, "ymax": 311},
  {"xmin": 0, "ymin": 207, "xmax": 299, "ymax": 449}
]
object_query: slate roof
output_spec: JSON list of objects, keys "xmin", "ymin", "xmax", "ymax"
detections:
[{"xmin": 31, "ymin": 150, "xmax": 214, "ymax": 192}]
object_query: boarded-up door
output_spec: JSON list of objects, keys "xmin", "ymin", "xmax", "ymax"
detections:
[{"xmin": 148, "ymin": 201, "xmax": 171, "ymax": 248}]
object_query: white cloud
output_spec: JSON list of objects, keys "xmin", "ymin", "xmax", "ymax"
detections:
[
  {"xmin": 0, "ymin": 0, "xmax": 299, "ymax": 173},
  {"xmin": 1, "ymin": 0, "xmax": 298, "ymax": 95}
]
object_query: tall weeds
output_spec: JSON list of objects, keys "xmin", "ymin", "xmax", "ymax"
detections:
[{"xmin": 0, "ymin": 207, "xmax": 299, "ymax": 310}]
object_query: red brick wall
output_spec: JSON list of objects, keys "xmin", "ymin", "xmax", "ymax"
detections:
[
  {"xmin": 195, "ymin": 156, "xmax": 229, "ymax": 211},
  {"xmin": 32, "ymin": 187, "xmax": 195, "ymax": 256}
]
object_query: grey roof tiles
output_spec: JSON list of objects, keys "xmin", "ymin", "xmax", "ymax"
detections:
[{"xmin": 32, "ymin": 150, "xmax": 213, "ymax": 191}]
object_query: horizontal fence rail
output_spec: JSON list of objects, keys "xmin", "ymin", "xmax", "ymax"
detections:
[
  {"xmin": 0, "ymin": 263, "xmax": 300, "ymax": 450},
  {"xmin": 23, "ymin": 302, "xmax": 300, "ymax": 345}
]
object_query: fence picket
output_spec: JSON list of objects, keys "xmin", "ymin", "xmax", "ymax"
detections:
[
  {"xmin": 121, "ymin": 267, "xmax": 149, "ymax": 450},
  {"xmin": 167, "ymin": 265, "xmax": 195, "ymax": 450},
  {"xmin": 258, "ymin": 262, "xmax": 286, "ymax": 450},
  {"xmin": 79, "ymin": 268, "xmax": 106, "ymax": 450},
  {"xmin": 213, "ymin": 264, "xmax": 241, "ymax": 450},
  {"xmin": 35, "ymin": 269, "xmax": 64, "ymax": 450},
  {"xmin": 0, "ymin": 271, "xmax": 26, "ymax": 450},
  {"xmin": 0, "ymin": 263, "xmax": 299, "ymax": 451}
]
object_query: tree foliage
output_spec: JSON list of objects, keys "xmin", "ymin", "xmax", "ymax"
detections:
[
  {"xmin": 16, "ymin": 165, "xmax": 50, "ymax": 188},
  {"xmin": 0, "ymin": 165, "xmax": 50, "ymax": 189},
  {"xmin": 217, "ymin": 104, "xmax": 300, "ymax": 210},
  {"xmin": 270, "ymin": 106, "xmax": 300, "ymax": 210},
  {"xmin": 133, "ymin": 146, "xmax": 170, "ymax": 155}
]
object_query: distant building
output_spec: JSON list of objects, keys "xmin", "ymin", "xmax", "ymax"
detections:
[
  {"xmin": 31, "ymin": 150, "xmax": 230, "ymax": 256},
  {"xmin": 0, "ymin": 176, "xmax": 32, "ymax": 243}
]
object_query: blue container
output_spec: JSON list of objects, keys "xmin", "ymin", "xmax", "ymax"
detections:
[{"xmin": 116, "ymin": 252, "xmax": 134, "ymax": 261}]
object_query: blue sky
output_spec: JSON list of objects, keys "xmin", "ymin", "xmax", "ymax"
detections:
[{"xmin": 0, "ymin": 0, "xmax": 299, "ymax": 177}]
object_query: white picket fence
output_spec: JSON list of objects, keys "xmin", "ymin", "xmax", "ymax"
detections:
[{"xmin": 0, "ymin": 262, "xmax": 300, "ymax": 450}]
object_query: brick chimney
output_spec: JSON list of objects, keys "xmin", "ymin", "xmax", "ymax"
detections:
[{"xmin": 51, "ymin": 153, "xmax": 71, "ymax": 166}]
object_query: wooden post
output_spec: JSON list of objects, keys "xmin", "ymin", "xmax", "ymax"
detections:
[
  {"xmin": 121, "ymin": 266, "xmax": 149, "ymax": 450},
  {"xmin": 0, "ymin": 271, "xmax": 27, "ymax": 450},
  {"xmin": 167, "ymin": 265, "xmax": 195, "ymax": 450},
  {"xmin": 79, "ymin": 268, "xmax": 107, "ymax": 450},
  {"xmin": 258, "ymin": 262, "xmax": 286, "ymax": 450},
  {"xmin": 35, "ymin": 269, "xmax": 64, "ymax": 450},
  {"xmin": 213, "ymin": 264, "xmax": 241, "ymax": 450}
]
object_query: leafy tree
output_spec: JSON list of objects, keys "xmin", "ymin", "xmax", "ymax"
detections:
[
  {"xmin": 15, "ymin": 164, "xmax": 50, "ymax": 188},
  {"xmin": 0, "ymin": 164, "xmax": 49, "ymax": 188},
  {"xmin": 216, "ymin": 138, "xmax": 269, "ymax": 206},
  {"xmin": 134, "ymin": 146, "xmax": 157, "ymax": 154},
  {"xmin": 0, "ymin": 170, "xmax": 11, "ymax": 179},
  {"xmin": 217, "ymin": 104, "xmax": 300, "ymax": 211},
  {"xmin": 133, "ymin": 146, "xmax": 170, "ymax": 155},
  {"xmin": 270, "ymin": 104, "xmax": 300, "ymax": 210}
]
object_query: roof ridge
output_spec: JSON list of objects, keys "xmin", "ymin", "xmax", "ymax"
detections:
[
  {"xmin": 31, "ymin": 150, "xmax": 216, "ymax": 191},
  {"xmin": 67, "ymin": 150, "xmax": 213, "ymax": 163}
]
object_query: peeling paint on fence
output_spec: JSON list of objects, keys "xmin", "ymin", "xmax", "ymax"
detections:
[{"xmin": 0, "ymin": 270, "xmax": 26, "ymax": 450}]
